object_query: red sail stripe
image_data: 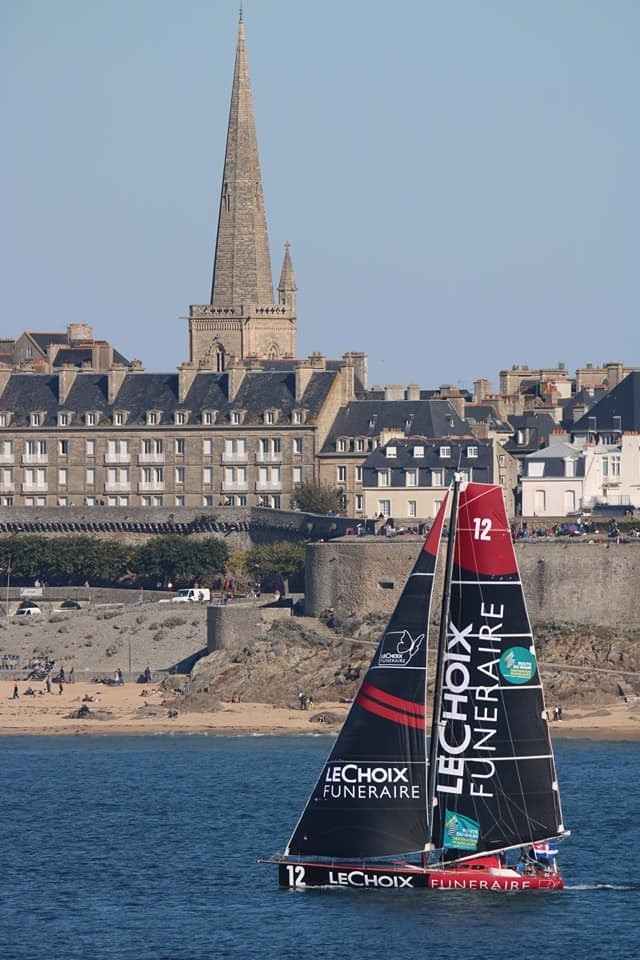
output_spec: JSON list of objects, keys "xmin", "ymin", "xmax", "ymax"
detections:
[
  {"xmin": 361, "ymin": 681, "xmax": 424, "ymax": 718},
  {"xmin": 356, "ymin": 691, "xmax": 425, "ymax": 729}
]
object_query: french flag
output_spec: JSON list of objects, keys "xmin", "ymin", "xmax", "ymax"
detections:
[{"xmin": 533, "ymin": 842, "xmax": 559, "ymax": 858}]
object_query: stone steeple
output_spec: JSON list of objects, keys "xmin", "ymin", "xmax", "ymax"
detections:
[
  {"xmin": 210, "ymin": 14, "xmax": 274, "ymax": 306},
  {"xmin": 188, "ymin": 14, "xmax": 297, "ymax": 369}
]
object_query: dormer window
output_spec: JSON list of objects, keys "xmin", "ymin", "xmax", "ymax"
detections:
[
  {"xmin": 231, "ymin": 410, "xmax": 243, "ymax": 425},
  {"xmin": 147, "ymin": 411, "xmax": 159, "ymax": 426},
  {"xmin": 413, "ymin": 445, "xmax": 425, "ymax": 458},
  {"xmin": 293, "ymin": 410, "xmax": 305, "ymax": 424},
  {"xmin": 0, "ymin": 413, "xmax": 9, "ymax": 428},
  {"xmin": 439, "ymin": 445, "xmax": 451, "ymax": 458},
  {"xmin": 355, "ymin": 438, "xmax": 366, "ymax": 452},
  {"xmin": 264, "ymin": 410, "xmax": 277, "ymax": 425},
  {"xmin": 175, "ymin": 411, "xmax": 188, "ymax": 426},
  {"xmin": 86, "ymin": 412, "xmax": 97, "ymax": 426},
  {"xmin": 337, "ymin": 439, "xmax": 347, "ymax": 452},
  {"xmin": 58, "ymin": 413, "xmax": 69, "ymax": 427},
  {"xmin": 467, "ymin": 446, "xmax": 479, "ymax": 459},
  {"xmin": 202, "ymin": 410, "xmax": 216, "ymax": 425},
  {"xmin": 114, "ymin": 411, "xmax": 127, "ymax": 426},
  {"xmin": 386, "ymin": 446, "xmax": 397, "ymax": 458},
  {"xmin": 30, "ymin": 413, "xmax": 41, "ymax": 427}
]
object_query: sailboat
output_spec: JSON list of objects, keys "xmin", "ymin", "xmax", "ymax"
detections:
[{"xmin": 263, "ymin": 480, "xmax": 569, "ymax": 891}]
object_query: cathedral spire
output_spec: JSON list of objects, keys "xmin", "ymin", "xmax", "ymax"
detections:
[
  {"xmin": 210, "ymin": 14, "xmax": 274, "ymax": 306},
  {"xmin": 278, "ymin": 241, "xmax": 297, "ymax": 311}
]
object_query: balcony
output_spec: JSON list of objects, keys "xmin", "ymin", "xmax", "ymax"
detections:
[
  {"xmin": 104, "ymin": 482, "xmax": 132, "ymax": 493},
  {"xmin": 21, "ymin": 483, "xmax": 48, "ymax": 493},
  {"xmin": 222, "ymin": 451, "xmax": 248, "ymax": 464},
  {"xmin": 0, "ymin": 482, "xmax": 15, "ymax": 493},
  {"xmin": 222, "ymin": 481, "xmax": 249, "ymax": 493},
  {"xmin": 105, "ymin": 453, "xmax": 131, "ymax": 465},
  {"xmin": 255, "ymin": 480, "xmax": 282, "ymax": 492},
  {"xmin": 138, "ymin": 453, "xmax": 165, "ymax": 464},
  {"xmin": 138, "ymin": 482, "xmax": 165, "ymax": 492},
  {"xmin": 0, "ymin": 453, "xmax": 14, "ymax": 465},
  {"xmin": 22, "ymin": 455, "xmax": 48, "ymax": 465},
  {"xmin": 255, "ymin": 452, "xmax": 282, "ymax": 464}
]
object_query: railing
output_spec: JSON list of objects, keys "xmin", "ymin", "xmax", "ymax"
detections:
[
  {"xmin": 104, "ymin": 482, "xmax": 132, "ymax": 493},
  {"xmin": 255, "ymin": 480, "xmax": 282, "ymax": 492},
  {"xmin": 221, "ymin": 481, "xmax": 249, "ymax": 492},
  {"xmin": 21, "ymin": 455, "xmax": 48, "ymax": 465},
  {"xmin": 221, "ymin": 452, "xmax": 249, "ymax": 464},
  {"xmin": 255, "ymin": 453, "xmax": 282, "ymax": 464},
  {"xmin": 21, "ymin": 483, "xmax": 48, "ymax": 493},
  {"xmin": 105, "ymin": 453, "xmax": 131, "ymax": 465},
  {"xmin": 138, "ymin": 454, "xmax": 165, "ymax": 464},
  {"xmin": 138, "ymin": 482, "xmax": 165, "ymax": 492}
]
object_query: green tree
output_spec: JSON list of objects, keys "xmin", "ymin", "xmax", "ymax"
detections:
[
  {"xmin": 132, "ymin": 537, "xmax": 228, "ymax": 585},
  {"xmin": 291, "ymin": 482, "xmax": 345, "ymax": 514},
  {"xmin": 244, "ymin": 541, "xmax": 306, "ymax": 590}
]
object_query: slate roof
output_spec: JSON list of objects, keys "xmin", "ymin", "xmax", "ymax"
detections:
[
  {"xmin": 503, "ymin": 412, "xmax": 558, "ymax": 457},
  {"xmin": 572, "ymin": 372, "xmax": 640, "ymax": 433},
  {"xmin": 464, "ymin": 403, "xmax": 512, "ymax": 433},
  {"xmin": 524, "ymin": 441, "xmax": 585, "ymax": 478},
  {"xmin": 362, "ymin": 436, "xmax": 493, "ymax": 488},
  {"xmin": 53, "ymin": 347, "xmax": 131, "ymax": 367},
  {"xmin": 320, "ymin": 399, "xmax": 469, "ymax": 454},
  {"xmin": 0, "ymin": 369, "xmax": 337, "ymax": 427}
]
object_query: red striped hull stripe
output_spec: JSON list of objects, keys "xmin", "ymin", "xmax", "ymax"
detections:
[
  {"xmin": 361, "ymin": 682, "xmax": 424, "ymax": 717},
  {"xmin": 356, "ymin": 692, "xmax": 425, "ymax": 729}
]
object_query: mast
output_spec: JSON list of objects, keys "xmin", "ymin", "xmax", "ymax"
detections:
[{"xmin": 426, "ymin": 476, "xmax": 461, "ymax": 851}]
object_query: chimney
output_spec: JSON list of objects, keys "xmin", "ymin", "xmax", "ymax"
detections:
[
  {"xmin": 226, "ymin": 356, "xmax": 245, "ymax": 402},
  {"xmin": 473, "ymin": 378, "xmax": 491, "ymax": 402},
  {"xmin": 0, "ymin": 369, "xmax": 11, "ymax": 397},
  {"xmin": 91, "ymin": 341, "xmax": 114, "ymax": 372},
  {"xmin": 108, "ymin": 366, "xmax": 128, "ymax": 404},
  {"xmin": 406, "ymin": 383, "xmax": 421, "ymax": 401},
  {"xmin": 337, "ymin": 356, "xmax": 355, "ymax": 402},
  {"xmin": 178, "ymin": 362, "xmax": 198, "ymax": 403},
  {"xmin": 295, "ymin": 360, "xmax": 314, "ymax": 401},
  {"xmin": 384, "ymin": 384, "xmax": 404, "ymax": 401},
  {"xmin": 58, "ymin": 365, "xmax": 78, "ymax": 404},
  {"xmin": 342, "ymin": 352, "xmax": 368, "ymax": 393},
  {"xmin": 67, "ymin": 323, "xmax": 94, "ymax": 343}
]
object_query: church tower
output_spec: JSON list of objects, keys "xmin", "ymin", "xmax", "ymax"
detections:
[{"xmin": 188, "ymin": 13, "xmax": 297, "ymax": 369}]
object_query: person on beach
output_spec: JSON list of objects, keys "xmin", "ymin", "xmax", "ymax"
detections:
[
  {"xmin": 144, "ymin": 666, "xmax": 152, "ymax": 684},
  {"xmin": 58, "ymin": 681, "xmax": 63, "ymax": 695},
  {"xmin": 46, "ymin": 675, "xmax": 51, "ymax": 694},
  {"xmin": 12, "ymin": 683, "xmax": 19, "ymax": 699},
  {"xmin": 69, "ymin": 667, "xmax": 75, "ymax": 684}
]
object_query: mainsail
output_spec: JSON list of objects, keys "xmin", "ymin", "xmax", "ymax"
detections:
[
  {"xmin": 429, "ymin": 483, "xmax": 565, "ymax": 860},
  {"xmin": 285, "ymin": 500, "xmax": 448, "ymax": 859}
]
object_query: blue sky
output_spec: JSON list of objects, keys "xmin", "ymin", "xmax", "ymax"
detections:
[{"xmin": 2, "ymin": 0, "xmax": 638, "ymax": 392}]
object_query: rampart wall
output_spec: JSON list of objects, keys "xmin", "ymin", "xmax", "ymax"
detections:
[{"xmin": 305, "ymin": 538, "xmax": 640, "ymax": 628}]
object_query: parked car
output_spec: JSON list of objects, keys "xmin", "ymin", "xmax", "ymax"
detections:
[
  {"xmin": 158, "ymin": 588, "xmax": 211, "ymax": 604},
  {"xmin": 15, "ymin": 605, "xmax": 42, "ymax": 618}
]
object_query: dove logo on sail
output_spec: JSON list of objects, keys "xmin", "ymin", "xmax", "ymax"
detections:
[{"xmin": 378, "ymin": 629, "xmax": 424, "ymax": 667}]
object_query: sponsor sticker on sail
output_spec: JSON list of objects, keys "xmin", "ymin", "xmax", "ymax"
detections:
[
  {"xmin": 443, "ymin": 811, "xmax": 480, "ymax": 850},
  {"xmin": 377, "ymin": 630, "xmax": 424, "ymax": 668},
  {"xmin": 499, "ymin": 646, "xmax": 537, "ymax": 685}
]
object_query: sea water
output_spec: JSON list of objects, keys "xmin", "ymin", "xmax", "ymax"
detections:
[{"xmin": 0, "ymin": 735, "xmax": 636, "ymax": 960}]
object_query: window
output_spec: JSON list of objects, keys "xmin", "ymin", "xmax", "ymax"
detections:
[
  {"xmin": 439, "ymin": 446, "xmax": 451, "ymax": 458},
  {"xmin": 203, "ymin": 439, "xmax": 213, "ymax": 456},
  {"xmin": 356, "ymin": 494, "xmax": 363, "ymax": 511},
  {"xmin": 378, "ymin": 499, "xmax": 391, "ymax": 517},
  {"xmin": 405, "ymin": 468, "xmax": 417, "ymax": 487},
  {"xmin": 498, "ymin": 454, "xmax": 506, "ymax": 467},
  {"xmin": 337, "ymin": 466, "xmax": 347, "ymax": 482},
  {"xmin": 58, "ymin": 468, "xmax": 67, "ymax": 486},
  {"xmin": 378, "ymin": 469, "xmax": 390, "ymax": 487},
  {"xmin": 238, "ymin": 495, "xmax": 247, "ymax": 507},
  {"xmin": 142, "ymin": 496, "xmax": 151, "ymax": 507},
  {"xmin": 114, "ymin": 412, "xmax": 125, "ymax": 426},
  {"xmin": 175, "ymin": 467, "xmax": 185, "ymax": 484},
  {"xmin": 413, "ymin": 445, "xmax": 424, "ymax": 458},
  {"xmin": 175, "ymin": 495, "xmax": 185, "ymax": 507},
  {"xmin": 272, "ymin": 495, "xmax": 281, "ymax": 509},
  {"xmin": 58, "ymin": 413, "xmax": 68, "ymax": 427},
  {"xmin": 30, "ymin": 413, "xmax": 41, "ymax": 426},
  {"xmin": 293, "ymin": 410, "xmax": 303, "ymax": 424},
  {"xmin": 0, "ymin": 414, "xmax": 6, "ymax": 427},
  {"xmin": 293, "ymin": 466, "xmax": 302, "ymax": 484},
  {"xmin": 175, "ymin": 411, "xmax": 186, "ymax": 425},
  {"xmin": 356, "ymin": 438, "xmax": 366, "ymax": 452},
  {"xmin": 564, "ymin": 459, "xmax": 575, "ymax": 478},
  {"xmin": 337, "ymin": 438, "xmax": 347, "ymax": 452},
  {"xmin": 386, "ymin": 447, "xmax": 397, "ymax": 459},
  {"xmin": 203, "ymin": 467, "xmax": 214, "ymax": 484},
  {"xmin": 293, "ymin": 438, "xmax": 303, "ymax": 455},
  {"xmin": 175, "ymin": 439, "xmax": 185, "ymax": 456},
  {"xmin": 203, "ymin": 495, "xmax": 214, "ymax": 506},
  {"xmin": 408, "ymin": 500, "xmax": 417, "ymax": 518},
  {"xmin": 203, "ymin": 411, "xmax": 214, "ymax": 425},
  {"xmin": 86, "ymin": 440, "xmax": 96, "ymax": 457},
  {"xmin": 58, "ymin": 440, "xmax": 68, "ymax": 456},
  {"xmin": 231, "ymin": 411, "xmax": 241, "ymax": 424},
  {"xmin": 467, "ymin": 446, "xmax": 478, "ymax": 459},
  {"xmin": 265, "ymin": 411, "xmax": 275, "ymax": 424},
  {"xmin": 356, "ymin": 466, "xmax": 363, "ymax": 482},
  {"xmin": 147, "ymin": 412, "xmax": 158, "ymax": 425},
  {"xmin": 528, "ymin": 462, "xmax": 544, "ymax": 478},
  {"xmin": 431, "ymin": 469, "xmax": 444, "ymax": 486},
  {"xmin": 610, "ymin": 455, "xmax": 621, "ymax": 477},
  {"xmin": 535, "ymin": 489, "xmax": 546, "ymax": 513},
  {"xmin": 86, "ymin": 468, "xmax": 96, "ymax": 485},
  {"xmin": 58, "ymin": 497, "xmax": 68, "ymax": 507},
  {"xmin": 87, "ymin": 412, "xmax": 98, "ymax": 426}
]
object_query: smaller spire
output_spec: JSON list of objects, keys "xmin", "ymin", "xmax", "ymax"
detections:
[
  {"xmin": 278, "ymin": 241, "xmax": 297, "ymax": 310},
  {"xmin": 239, "ymin": 2, "xmax": 243, "ymax": 24}
]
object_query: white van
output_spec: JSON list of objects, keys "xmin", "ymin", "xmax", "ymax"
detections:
[
  {"xmin": 159, "ymin": 588, "xmax": 210, "ymax": 604},
  {"xmin": 15, "ymin": 606, "xmax": 42, "ymax": 618}
]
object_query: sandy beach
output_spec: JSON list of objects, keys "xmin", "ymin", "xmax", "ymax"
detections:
[{"xmin": 1, "ymin": 678, "xmax": 639, "ymax": 739}]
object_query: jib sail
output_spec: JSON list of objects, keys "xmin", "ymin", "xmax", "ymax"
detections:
[
  {"xmin": 429, "ymin": 483, "xmax": 564, "ymax": 860},
  {"xmin": 285, "ymin": 499, "xmax": 448, "ymax": 859}
]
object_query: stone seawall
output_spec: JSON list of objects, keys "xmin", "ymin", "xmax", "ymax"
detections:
[{"xmin": 305, "ymin": 538, "xmax": 640, "ymax": 628}]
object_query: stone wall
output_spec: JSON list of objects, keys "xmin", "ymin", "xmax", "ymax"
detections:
[
  {"xmin": 305, "ymin": 537, "xmax": 640, "ymax": 628},
  {"xmin": 206, "ymin": 599, "xmax": 292, "ymax": 652}
]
